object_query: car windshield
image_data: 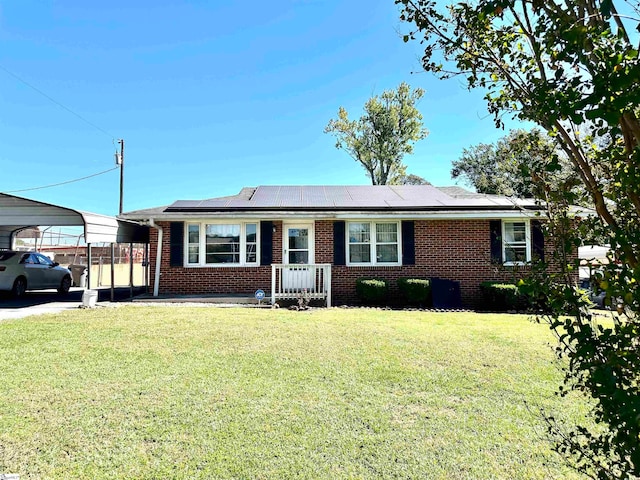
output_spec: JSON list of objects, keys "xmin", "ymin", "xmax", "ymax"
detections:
[{"xmin": 0, "ymin": 251, "xmax": 17, "ymax": 261}]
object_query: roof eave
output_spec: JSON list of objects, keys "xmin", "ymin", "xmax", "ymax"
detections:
[
  {"xmin": 121, "ymin": 207, "xmax": 545, "ymax": 222},
  {"xmin": 163, "ymin": 204, "xmax": 543, "ymax": 213}
]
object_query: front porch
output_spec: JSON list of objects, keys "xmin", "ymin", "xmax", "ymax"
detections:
[
  {"xmin": 271, "ymin": 263, "xmax": 332, "ymax": 307},
  {"xmin": 137, "ymin": 264, "xmax": 333, "ymax": 307}
]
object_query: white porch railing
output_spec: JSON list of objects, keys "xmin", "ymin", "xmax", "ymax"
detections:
[{"xmin": 271, "ymin": 264, "xmax": 332, "ymax": 307}]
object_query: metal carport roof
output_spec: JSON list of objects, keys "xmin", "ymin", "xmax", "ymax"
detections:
[{"xmin": 0, "ymin": 193, "xmax": 148, "ymax": 249}]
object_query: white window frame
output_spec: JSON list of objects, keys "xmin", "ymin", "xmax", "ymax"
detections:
[
  {"xmin": 186, "ymin": 224, "xmax": 201, "ymax": 265},
  {"xmin": 185, "ymin": 221, "xmax": 260, "ymax": 267},
  {"xmin": 346, "ymin": 221, "xmax": 402, "ymax": 266},
  {"xmin": 502, "ymin": 220, "xmax": 531, "ymax": 266}
]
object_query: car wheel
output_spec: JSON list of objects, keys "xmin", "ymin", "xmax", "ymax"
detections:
[
  {"xmin": 12, "ymin": 277, "xmax": 27, "ymax": 298},
  {"xmin": 58, "ymin": 275, "xmax": 71, "ymax": 294}
]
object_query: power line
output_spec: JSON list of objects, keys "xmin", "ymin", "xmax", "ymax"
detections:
[
  {"xmin": 3, "ymin": 166, "xmax": 119, "ymax": 194},
  {"xmin": 0, "ymin": 65, "xmax": 125, "ymax": 199},
  {"xmin": 0, "ymin": 63, "xmax": 117, "ymax": 140}
]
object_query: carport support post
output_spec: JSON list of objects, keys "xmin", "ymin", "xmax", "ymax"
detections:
[
  {"xmin": 144, "ymin": 243, "xmax": 149, "ymax": 290},
  {"xmin": 110, "ymin": 243, "xmax": 115, "ymax": 302},
  {"xmin": 86, "ymin": 243, "xmax": 92, "ymax": 289},
  {"xmin": 129, "ymin": 242, "xmax": 134, "ymax": 298}
]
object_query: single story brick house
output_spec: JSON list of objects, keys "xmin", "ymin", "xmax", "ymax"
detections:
[{"xmin": 120, "ymin": 185, "xmax": 554, "ymax": 307}]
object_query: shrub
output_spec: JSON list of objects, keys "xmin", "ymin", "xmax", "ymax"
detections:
[
  {"xmin": 480, "ymin": 282, "xmax": 523, "ymax": 311},
  {"xmin": 397, "ymin": 278, "xmax": 431, "ymax": 306},
  {"xmin": 356, "ymin": 278, "xmax": 389, "ymax": 305}
]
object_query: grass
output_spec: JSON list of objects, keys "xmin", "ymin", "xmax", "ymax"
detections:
[{"xmin": 0, "ymin": 307, "xmax": 590, "ymax": 479}]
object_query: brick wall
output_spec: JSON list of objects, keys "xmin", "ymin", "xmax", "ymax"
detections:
[
  {"xmin": 317, "ymin": 219, "xmax": 547, "ymax": 306},
  {"xmin": 149, "ymin": 218, "xmax": 567, "ymax": 308},
  {"xmin": 148, "ymin": 221, "xmax": 281, "ymax": 295},
  {"xmin": 315, "ymin": 220, "xmax": 333, "ymax": 265}
]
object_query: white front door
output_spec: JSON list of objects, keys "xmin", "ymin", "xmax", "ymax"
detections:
[{"xmin": 283, "ymin": 224, "xmax": 314, "ymax": 291}]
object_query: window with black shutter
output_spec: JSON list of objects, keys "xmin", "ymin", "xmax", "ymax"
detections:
[
  {"xmin": 170, "ymin": 222, "xmax": 184, "ymax": 267},
  {"xmin": 531, "ymin": 220, "xmax": 545, "ymax": 261},
  {"xmin": 333, "ymin": 221, "xmax": 346, "ymax": 266},
  {"xmin": 402, "ymin": 220, "xmax": 415, "ymax": 265},
  {"xmin": 489, "ymin": 220, "xmax": 502, "ymax": 264},
  {"xmin": 260, "ymin": 221, "xmax": 273, "ymax": 266}
]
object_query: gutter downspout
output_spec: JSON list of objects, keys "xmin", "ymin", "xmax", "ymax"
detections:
[{"xmin": 149, "ymin": 218, "xmax": 163, "ymax": 297}]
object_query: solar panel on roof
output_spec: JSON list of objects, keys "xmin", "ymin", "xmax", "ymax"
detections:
[
  {"xmin": 322, "ymin": 186, "xmax": 351, "ymax": 206},
  {"xmin": 386, "ymin": 199, "xmax": 446, "ymax": 207},
  {"xmin": 390, "ymin": 185, "xmax": 451, "ymax": 202},
  {"xmin": 170, "ymin": 200, "xmax": 203, "ymax": 208},
  {"xmin": 278, "ymin": 186, "xmax": 303, "ymax": 207},
  {"xmin": 226, "ymin": 198, "xmax": 253, "ymax": 207},
  {"xmin": 163, "ymin": 185, "xmax": 540, "ymax": 211},
  {"xmin": 303, "ymin": 188, "xmax": 330, "ymax": 207}
]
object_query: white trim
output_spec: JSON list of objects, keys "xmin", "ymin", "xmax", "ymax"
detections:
[
  {"xmin": 502, "ymin": 219, "xmax": 532, "ymax": 266},
  {"xmin": 184, "ymin": 220, "xmax": 260, "ymax": 267},
  {"xmin": 345, "ymin": 220, "xmax": 402, "ymax": 267},
  {"xmin": 334, "ymin": 211, "xmax": 538, "ymax": 220}
]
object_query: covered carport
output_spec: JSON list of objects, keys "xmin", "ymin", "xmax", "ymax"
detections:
[{"xmin": 0, "ymin": 193, "xmax": 149, "ymax": 298}]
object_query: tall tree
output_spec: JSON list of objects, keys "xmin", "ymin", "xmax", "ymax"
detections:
[
  {"xmin": 324, "ymin": 82, "xmax": 429, "ymax": 185},
  {"xmin": 396, "ymin": 173, "xmax": 432, "ymax": 185},
  {"xmin": 398, "ymin": 0, "xmax": 640, "ymax": 477},
  {"xmin": 452, "ymin": 128, "xmax": 577, "ymax": 198}
]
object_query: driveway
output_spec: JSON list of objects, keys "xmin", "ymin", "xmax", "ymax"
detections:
[{"xmin": 0, "ymin": 287, "xmax": 145, "ymax": 321}]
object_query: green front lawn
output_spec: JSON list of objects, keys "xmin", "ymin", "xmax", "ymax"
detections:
[{"xmin": 0, "ymin": 307, "xmax": 589, "ymax": 479}]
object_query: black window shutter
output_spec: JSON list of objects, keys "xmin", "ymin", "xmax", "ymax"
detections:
[
  {"xmin": 169, "ymin": 222, "xmax": 184, "ymax": 267},
  {"xmin": 531, "ymin": 220, "xmax": 545, "ymax": 262},
  {"xmin": 260, "ymin": 221, "xmax": 273, "ymax": 266},
  {"xmin": 333, "ymin": 221, "xmax": 346, "ymax": 266},
  {"xmin": 489, "ymin": 220, "xmax": 502, "ymax": 264},
  {"xmin": 401, "ymin": 220, "xmax": 415, "ymax": 265}
]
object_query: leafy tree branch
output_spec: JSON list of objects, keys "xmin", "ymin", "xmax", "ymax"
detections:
[{"xmin": 399, "ymin": 0, "xmax": 640, "ymax": 476}]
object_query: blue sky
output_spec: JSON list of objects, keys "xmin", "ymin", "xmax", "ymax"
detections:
[{"xmin": 0, "ymin": 1, "xmax": 527, "ymax": 216}]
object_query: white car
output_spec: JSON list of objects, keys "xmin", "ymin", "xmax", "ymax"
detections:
[{"xmin": 0, "ymin": 251, "xmax": 72, "ymax": 297}]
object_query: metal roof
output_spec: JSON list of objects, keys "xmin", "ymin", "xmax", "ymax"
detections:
[
  {"xmin": 0, "ymin": 193, "xmax": 149, "ymax": 249},
  {"xmin": 160, "ymin": 185, "xmax": 540, "ymax": 212}
]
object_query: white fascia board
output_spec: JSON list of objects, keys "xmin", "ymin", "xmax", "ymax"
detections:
[{"xmin": 332, "ymin": 210, "xmax": 540, "ymax": 220}]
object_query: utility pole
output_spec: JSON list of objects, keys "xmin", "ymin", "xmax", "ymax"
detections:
[{"xmin": 117, "ymin": 139, "xmax": 125, "ymax": 215}]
